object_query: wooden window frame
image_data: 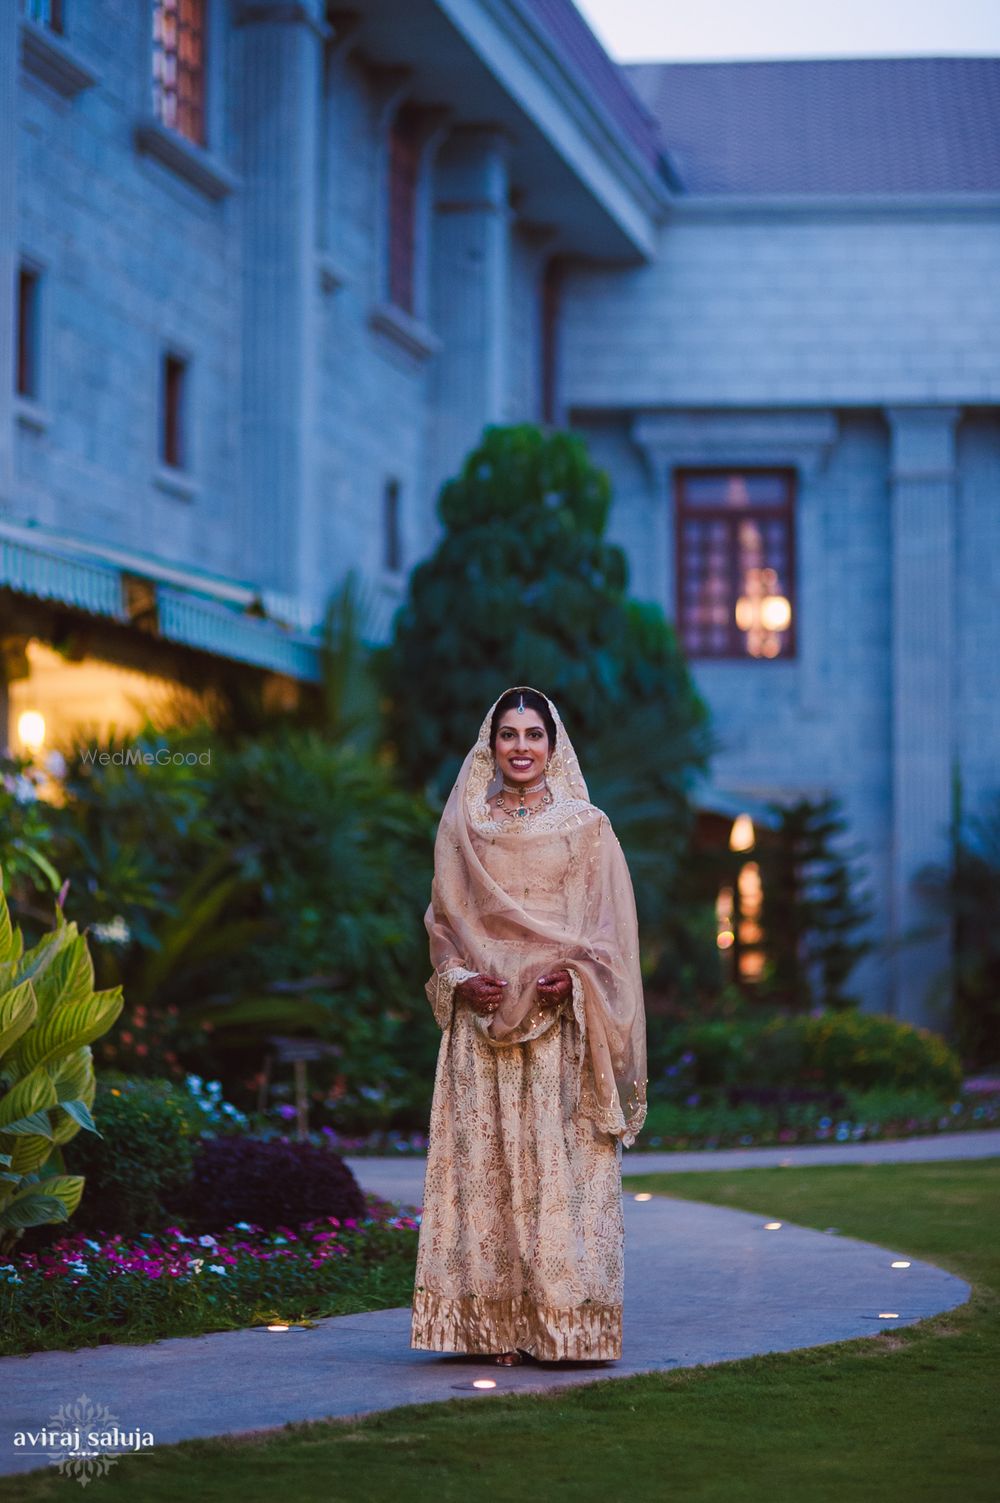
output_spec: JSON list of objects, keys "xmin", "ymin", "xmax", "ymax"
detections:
[
  {"xmin": 674, "ymin": 466, "xmax": 798, "ymax": 661},
  {"xmin": 152, "ymin": 0, "xmax": 207, "ymax": 148},
  {"xmin": 382, "ymin": 478, "xmax": 403, "ymax": 574},
  {"xmin": 16, "ymin": 264, "xmax": 41, "ymax": 400},
  {"xmin": 161, "ymin": 351, "xmax": 188, "ymax": 470},
  {"xmin": 387, "ymin": 105, "xmax": 422, "ymax": 315}
]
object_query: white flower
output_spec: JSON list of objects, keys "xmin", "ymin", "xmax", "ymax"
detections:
[
  {"xmin": 90, "ymin": 915, "xmax": 131, "ymax": 946},
  {"xmin": 234, "ymin": 1222, "xmax": 252, "ymax": 1231},
  {"xmin": 83, "ymin": 1238, "xmax": 102, "ymax": 1252},
  {"xmin": 198, "ymin": 1234, "xmax": 217, "ymax": 1248},
  {"xmin": 189, "ymin": 1258, "xmax": 204, "ymax": 1273},
  {"xmin": 208, "ymin": 1264, "xmax": 227, "ymax": 1275}
]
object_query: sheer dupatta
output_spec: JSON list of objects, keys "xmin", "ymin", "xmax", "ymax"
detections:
[{"xmin": 424, "ymin": 686, "xmax": 647, "ymax": 1146}]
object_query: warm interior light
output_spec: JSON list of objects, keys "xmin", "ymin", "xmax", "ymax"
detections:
[
  {"xmin": 891, "ymin": 1261, "xmax": 911, "ymax": 1269},
  {"xmin": 634, "ymin": 1193, "xmax": 653, "ymax": 1202},
  {"xmin": 717, "ymin": 930, "xmax": 735, "ymax": 950},
  {"xmin": 729, "ymin": 813, "xmax": 755, "ymax": 851},
  {"xmin": 472, "ymin": 1379, "xmax": 497, "ymax": 1390},
  {"xmin": 738, "ymin": 950, "xmax": 765, "ymax": 979},
  {"xmin": 760, "ymin": 594, "xmax": 791, "ymax": 631},
  {"xmin": 17, "ymin": 710, "xmax": 46, "ymax": 750}
]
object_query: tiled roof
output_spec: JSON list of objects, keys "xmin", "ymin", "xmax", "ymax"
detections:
[
  {"xmin": 523, "ymin": 0, "xmax": 665, "ymax": 174},
  {"xmin": 626, "ymin": 57, "xmax": 1000, "ymax": 195}
]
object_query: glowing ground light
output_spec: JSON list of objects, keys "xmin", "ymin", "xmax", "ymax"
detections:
[
  {"xmin": 878, "ymin": 1313, "xmax": 900, "ymax": 1320},
  {"xmin": 891, "ymin": 1261, "xmax": 911, "ymax": 1269},
  {"xmin": 472, "ymin": 1379, "xmax": 497, "ymax": 1390},
  {"xmin": 266, "ymin": 1324, "xmax": 290, "ymax": 1332},
  {"xmin": 634, "ymin": 1193, "xmax": 653, "ymax": 1202},
  {"xmin": 764, "ymin": 1222, "xmax": 782, "ymax": 1230}
]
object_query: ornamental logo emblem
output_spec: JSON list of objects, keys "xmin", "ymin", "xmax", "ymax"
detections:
[{"xmin": 12, "ymin": 1393, "xmax": 156, "ymax": 1486}]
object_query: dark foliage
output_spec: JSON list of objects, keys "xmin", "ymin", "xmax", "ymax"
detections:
[
  {"xmin": 378, "ymin": 423, "xmax": 716, "ymax": 965},
  {"xmin": 756, "ymin": 794, "xmax": 876, "ymax": 1011},
  {"xmin": 171, "ymin": 1135, "xmax": 366, "ymax": 1233},
  {"xmin": 36, "ymin": 1075, "xmax": 199, "ymax": 1242}
]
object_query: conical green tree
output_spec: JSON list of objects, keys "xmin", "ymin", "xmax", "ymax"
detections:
[{"xmin": 379, "ymin": 424, "xmax": 715, "ymax": 952}]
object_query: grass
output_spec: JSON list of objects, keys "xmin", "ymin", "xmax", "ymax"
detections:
[{"xmin": 4, "ymin": 1160, "xmax": 998, "ymax": 1502}]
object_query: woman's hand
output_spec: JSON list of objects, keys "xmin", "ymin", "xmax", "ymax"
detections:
[
  {"xmin": 455, "ymin": 972, "xmax": 508, "ymax": 1017},
  {"xmin": 536, "ymin": 968, "xmax": 572, "ymax": 1008}
]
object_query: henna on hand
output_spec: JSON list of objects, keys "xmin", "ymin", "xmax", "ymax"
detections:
[
  {"xmin": 536, "ymin": 968, "xmax": 572, "ymax": 1008},
  {"xmin": 456, "ymin": 972, "xmax": 508, "ymax": 1017}
]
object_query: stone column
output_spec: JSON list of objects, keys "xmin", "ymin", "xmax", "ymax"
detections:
[
  {"xmin": 886, "ymin": 406, "xmax": 960, "ymax": 1029},
  {"xmin": 0, "ymin": 0, "xmax": 18, "ymax": 505},
  {"xmin": 234, "ymin": 0, "xmax": 328, "ymax": 615},
  {"xmin": 428, "ymin": 127, "xmax": 512, "ymax": 499}
]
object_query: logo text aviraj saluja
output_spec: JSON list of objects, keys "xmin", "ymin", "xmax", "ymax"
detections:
[{"xmin": 14, "ymin": 1426, "xmax": 155, "ymax": 1452}]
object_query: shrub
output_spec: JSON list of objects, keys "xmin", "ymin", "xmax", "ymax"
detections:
[
  {"xmin": 59, "ymin": 1074, "xmax": 199, "ymax": 1238},
  {"xmin": 772, "ymin": 1011, "xmax": 963, "ymax": 1096},
  {"xmin": 172, "ymin": 1136, "xmax": 366, "ymax": 1233},
  {"xmin": 651, "ymin": 1009, "xmax": 963, "ymax": 1100}
]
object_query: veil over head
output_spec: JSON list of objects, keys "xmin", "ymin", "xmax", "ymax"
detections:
[{"xmin": 424, "ymin": 685, "xmax": 647, "ymax": 1146}]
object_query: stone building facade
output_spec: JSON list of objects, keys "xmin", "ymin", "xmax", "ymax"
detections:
[{"xmin": 2, "ymin": 3, "xmax": 998, "ymax": 1025}]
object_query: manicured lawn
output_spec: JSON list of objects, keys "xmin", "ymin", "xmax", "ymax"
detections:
[{"xmin": 5, "ymin": 1160, "xmax": 997, "ymax": 1502}]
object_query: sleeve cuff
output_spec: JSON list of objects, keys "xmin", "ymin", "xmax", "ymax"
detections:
[{"xmin": 425, "ymin": 966, "xmax": 478, "ymax": 1029}]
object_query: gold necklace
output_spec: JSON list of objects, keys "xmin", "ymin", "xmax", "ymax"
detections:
[{"xmin": 495, "ymin": 783, "xmax": 553, "ymax": 821}]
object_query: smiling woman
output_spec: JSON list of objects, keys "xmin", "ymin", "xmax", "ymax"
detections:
[{"xmin": 410, "ymin": 684, "xmax": 647, "ymax": 1367}]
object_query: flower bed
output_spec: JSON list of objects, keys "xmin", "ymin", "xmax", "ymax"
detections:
[
  {"xmin": 639, "ymin": 1085, "xmax": 1000, "ymax": 1151},
  {"xmin": 0, "ymin": 1193, "xmax": 420, "ymax": 1358}
]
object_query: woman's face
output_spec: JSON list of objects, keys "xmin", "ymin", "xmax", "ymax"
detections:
[{"xmin": 493, "ymin": 708, "xmax": 551, "ymax": 784}]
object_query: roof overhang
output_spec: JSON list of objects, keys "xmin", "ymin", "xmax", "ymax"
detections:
[{"xmin": 340, "ymin": 0, "xmax": 670, "ymax": 260}]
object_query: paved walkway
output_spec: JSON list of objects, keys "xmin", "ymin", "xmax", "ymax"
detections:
[
  {"xmin": 344, "ymin": 1128, "xmax": 1000, "ymax": 1206},
  {"xmin": 1, "ymin": 1134, "xmax": 987, "ymax": 1479}
]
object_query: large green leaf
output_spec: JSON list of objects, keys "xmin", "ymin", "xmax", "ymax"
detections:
[
  {"xmin": 15, "ymin": 987, "xmax": 123, "ymax": 1074},
  {"xmin": 0, "ymin": 877, "xmax": 16, "ymax": 967},
  {"xmin": 0, "ymin": 979, "xmax": 37, "ymax": 1060},
  {"xmin": 0, "ymin": 1064, "xmax": 57, "ymax": 1133},
  {"xmin": 47, "ymin": 1044, "xmax": 94, "ymax": 1106},
  {"xmin": 31, "ymin": 931, "xmax": 95, "ymax": 1026},
  {"xmin": 0, "ymin": 1175, "xmax": 84, "ymax": 1230},
  {"xmin": 56, "ymin": 1098, "xmax": 100, "ymax": 1136},
  {"xmin": 9, "ymin": 1132, "xmax": 56, "ymax": 1176},
  {"xmin": 15, "ymin": 913, "xmax": 72, "ymax": 992}
]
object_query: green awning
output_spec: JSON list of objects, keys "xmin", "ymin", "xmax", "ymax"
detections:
[
  {"xmin": 157, "ymin": 588, "xmax": 321, "ymax": 681},
  {"xmin": 0, "ymin": 533, "xmax": 321, "ymax": 682},
  {"xmin": 0, "ymin": 534, "xmax": 126, "ymax": 619}
]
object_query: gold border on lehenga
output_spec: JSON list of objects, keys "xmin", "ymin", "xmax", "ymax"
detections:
[{"xmin": 410, "ymin": 1287, "xmax": 623, "ymax": 1361}]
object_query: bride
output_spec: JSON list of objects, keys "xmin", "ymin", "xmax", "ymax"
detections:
[{"xmin": 410, "ymin": 685, "xmax": 646, "ymax": 1366}]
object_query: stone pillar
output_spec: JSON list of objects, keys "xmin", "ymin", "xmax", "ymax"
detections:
[
  {"xmin": 234, "ymin": 1, "xmax": 328, "ymax": 614},
  {"xmin": 429, "ymin": 128, "xmax": 511, "ymax": 498},
  {"xmin": 0, "ymin": 0, "xmax": 18, "ymax": 504},
  {"xmin": 886, "ymin": 406, "xmax": 960, "ymax": 1029}
]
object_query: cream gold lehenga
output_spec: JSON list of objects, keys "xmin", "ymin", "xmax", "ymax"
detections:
[{"xmin": 409, "ymin": 686, "xmax": 647, "ymax": 1362}]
